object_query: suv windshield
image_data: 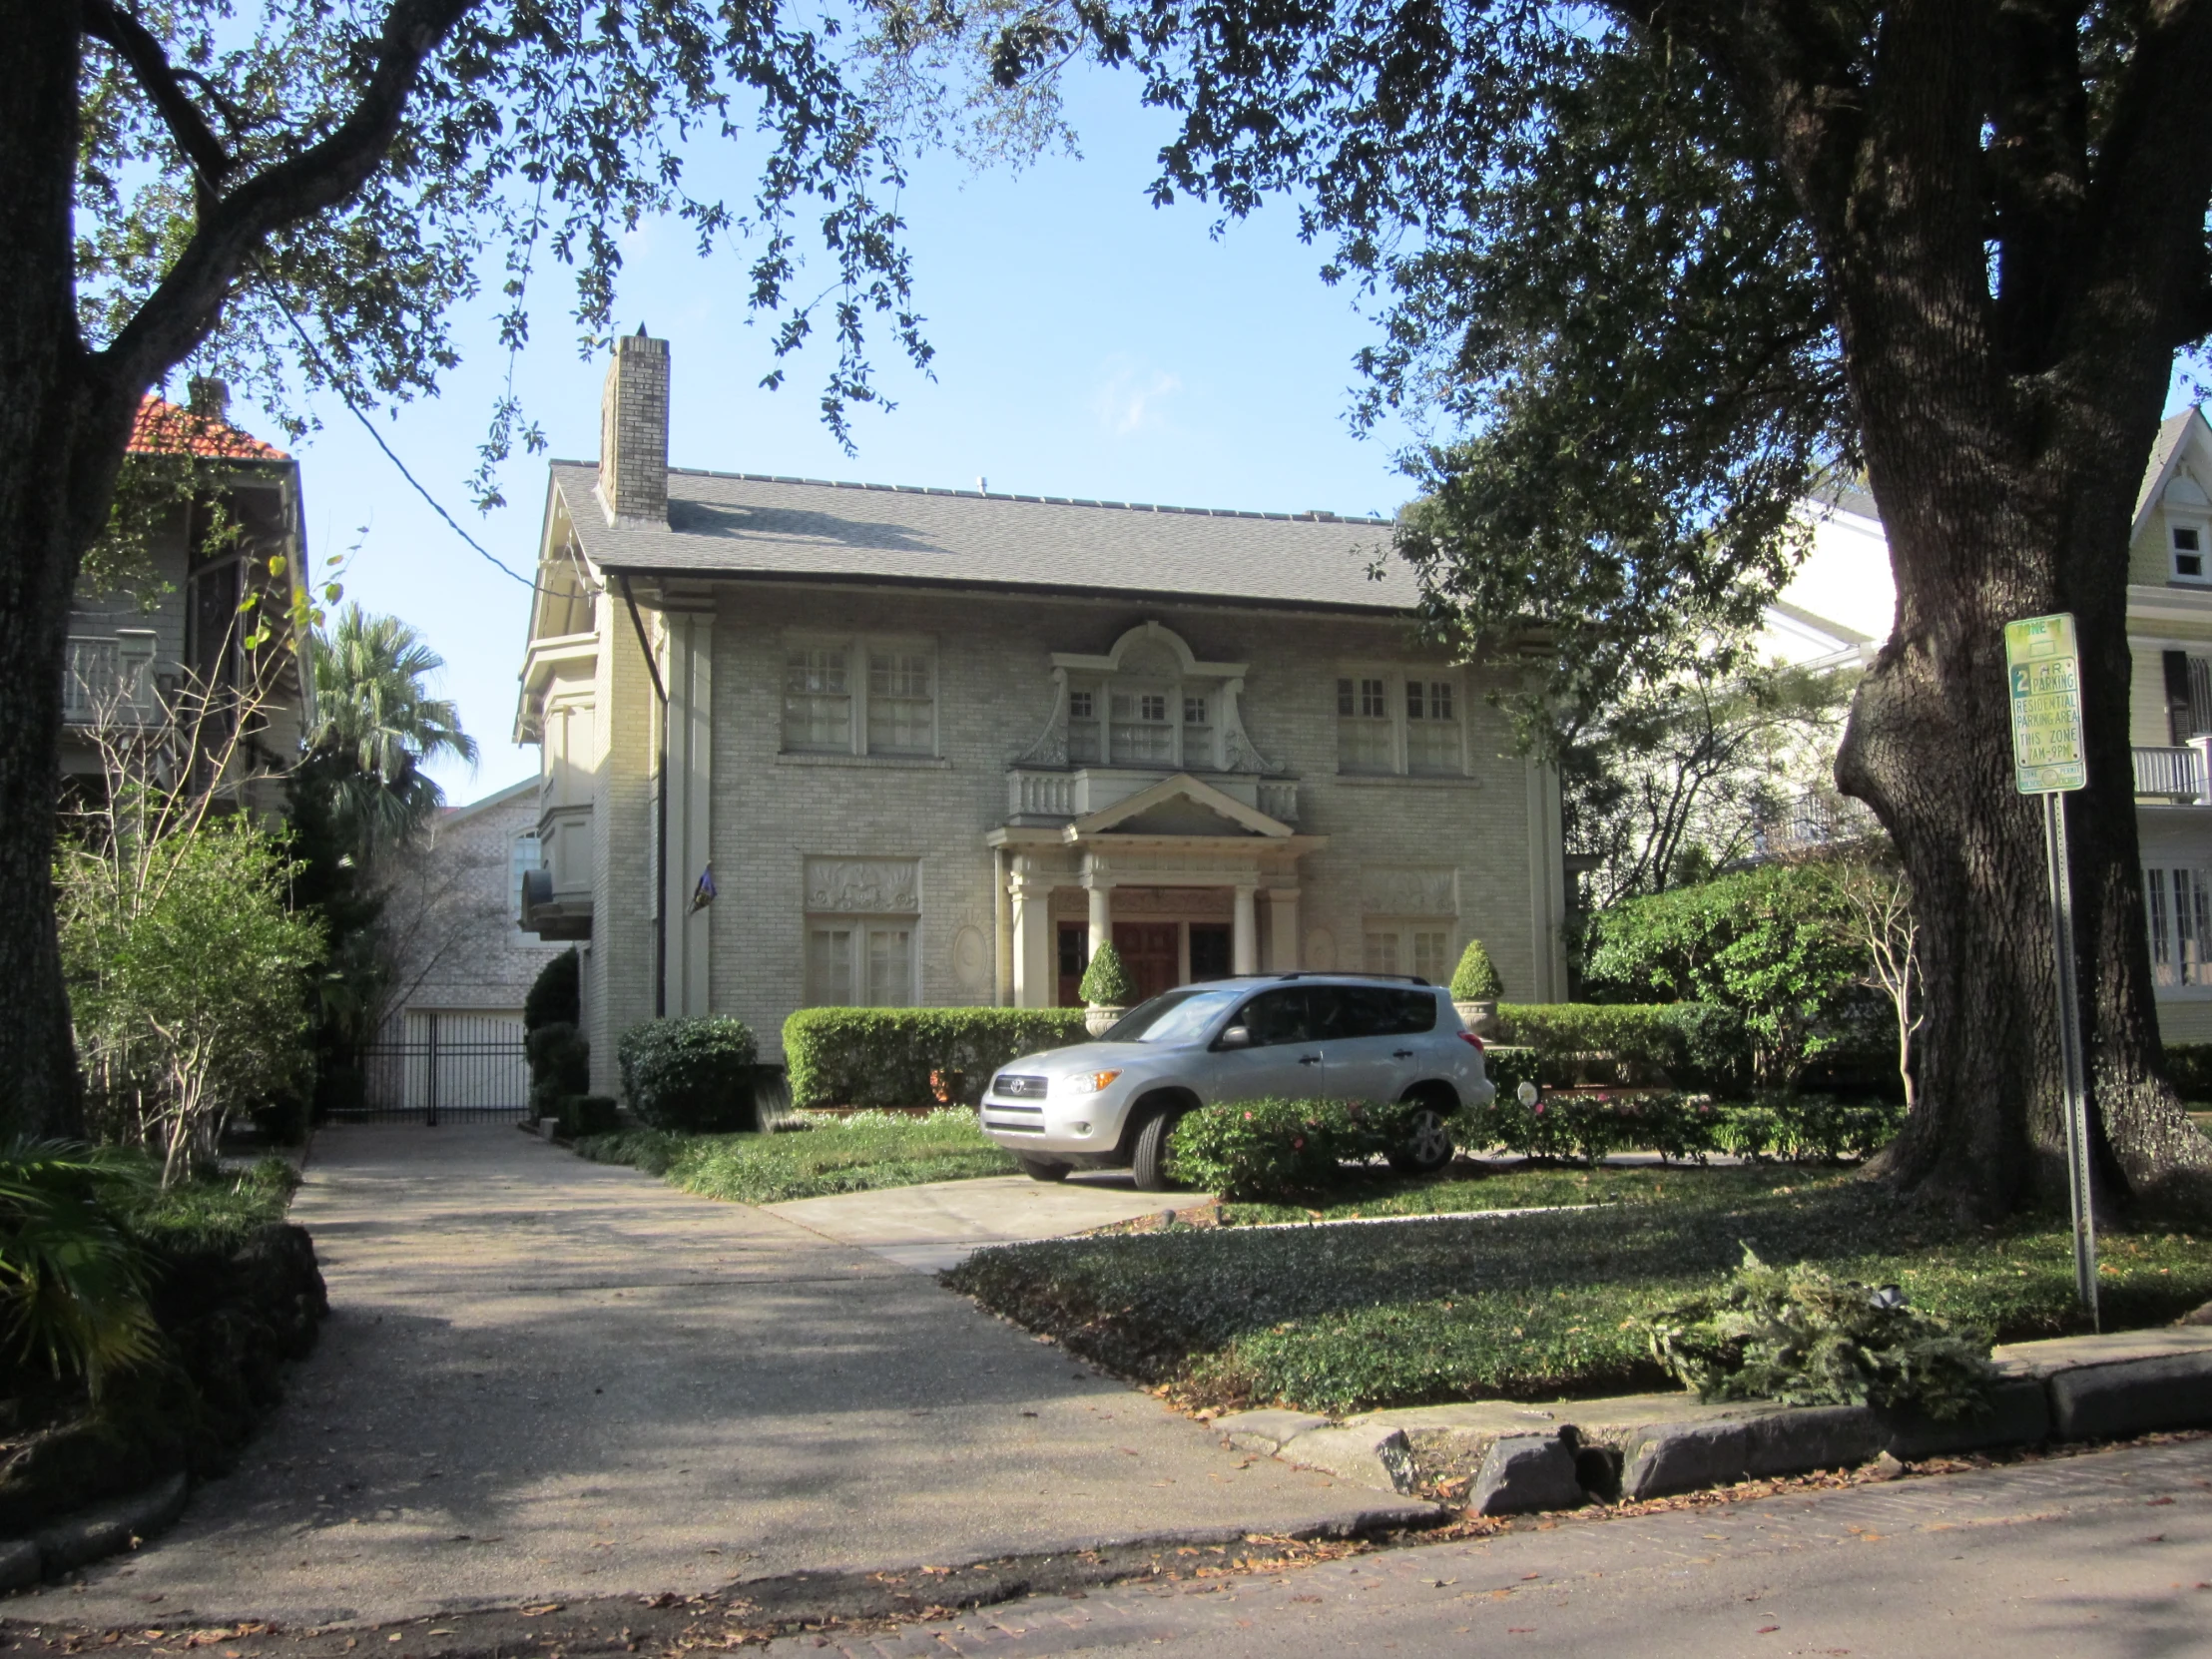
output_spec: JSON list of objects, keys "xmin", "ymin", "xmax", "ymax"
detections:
[{"xmin": 1099, "ymin": 987, "xmax": 1244, "ymax": 1044}]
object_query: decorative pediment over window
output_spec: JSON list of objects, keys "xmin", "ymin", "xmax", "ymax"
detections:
[
  {"xmin": 1070, "ymin": 773, "xmax": 1295, "ymax": 840},
  {"xmin": 1013, "ymin": 620, "xmax": 1280, "ymax": 772}
]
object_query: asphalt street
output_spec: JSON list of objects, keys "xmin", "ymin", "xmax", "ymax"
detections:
[{"xmin": 759, "ymin": 1436, "xmax": 2212, "ymax": 1658}]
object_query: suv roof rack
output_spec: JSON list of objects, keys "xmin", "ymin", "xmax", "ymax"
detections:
[{"xmin": 1269, "ymin": 972, "xmax": 1432, "ymax": 987}]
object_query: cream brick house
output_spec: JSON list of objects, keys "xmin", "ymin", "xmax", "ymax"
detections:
[
  {"xmin": 515, "ymin": 334, "xmax": 1569, "ymax": 1089},
  {"xmin": 1767, "ymin": 407, "xmax": 2212, "ymax": 1041}
]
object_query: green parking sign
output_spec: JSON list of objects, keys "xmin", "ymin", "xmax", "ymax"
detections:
[{"xmin": 2004, "ymin": 612, "xmax": 2086, "ymax": 794}]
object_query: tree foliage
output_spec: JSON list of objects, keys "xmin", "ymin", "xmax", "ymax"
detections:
[
  {"xmin": 306, "ymin": 603, "xmax": 476, "ymax": 856},
  {"xmin": 1582, "ymin": 863, "xmax": 1863, "ymax": 1092}
]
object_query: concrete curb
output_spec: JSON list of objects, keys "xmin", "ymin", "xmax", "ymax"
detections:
[
  {"xmin": 4, "ymin": 1472, "xmax": 190, "ymax": 1587},
  {"xmin": 1215, "ymin": 1326, "xmax": 2212, "ymax": 1513}
]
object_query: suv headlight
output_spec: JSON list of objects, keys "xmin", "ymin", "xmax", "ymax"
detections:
[{"xmin": 1060, "ymin": 1069, "xmax": 1122, "ymax": 1095}]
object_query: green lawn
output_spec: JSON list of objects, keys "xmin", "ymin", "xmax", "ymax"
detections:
[
  {"xmin": 946, "ymin": 1168, "xmax": 2212, "ymax": 1416},
  {"xmin": 575, "ymin": 1108, "xmax": 1018, "ymax": 1204}
]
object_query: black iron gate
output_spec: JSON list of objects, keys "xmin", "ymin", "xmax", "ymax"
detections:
[{"xmin": 345, "ymin": 1012, "xmax": 531, "ymax": 1125}]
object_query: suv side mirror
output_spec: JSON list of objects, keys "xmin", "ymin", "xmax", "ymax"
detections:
[{"xmin": 1216, "ymin": 1024, "xmax": 1253, "ymax": 1050}]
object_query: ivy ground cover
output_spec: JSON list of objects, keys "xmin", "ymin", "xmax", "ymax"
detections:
[
  {"xmin": 574, "ymin": 1108, "xmax": 1017, "ymax": 1204},
  {"xmin": 943, "ymin": 1169, "xmax": 2212, "ymax": 1416}
]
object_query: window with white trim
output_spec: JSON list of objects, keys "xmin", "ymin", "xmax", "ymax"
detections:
[
  {"xmin": 2176, "ymin": 522, "xmax": 2211, "ymax": 585},
  {"xmin": 2146, "ymin": 866, "xmax": 2212, "ymax": 988},
  {"xmin": 783, "ymin": 635, "xmax": 935, "ymax": 757},
  {"xmin": 510, "ymin": 830, "xmax": 542, "ymax": 915},
  {"xmin": 1338, "ymin": 676, "xmax": 1393, "ymax": 773},
  {"xmin": 1338, "ymin": 669, "xmax": 1466, "ymax": 776},
  {"xmin": 1363, "ymin": 924, "xmax": 1452, "ymax": 982}
]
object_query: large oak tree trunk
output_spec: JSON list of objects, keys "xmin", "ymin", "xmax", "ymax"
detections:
[{"xmin": 0, "ymin": 13, "xmax": 136, "ymax": 1140}]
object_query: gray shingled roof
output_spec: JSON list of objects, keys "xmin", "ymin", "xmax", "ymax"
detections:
[{"xmin": 553, "ymin": 462, "xmax": 1415, "ymax": 612}]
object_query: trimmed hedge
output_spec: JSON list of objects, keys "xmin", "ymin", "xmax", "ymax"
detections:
[
  {"xmin": 2165, "ymin": 1042, "xmax": 2212, "ymax": 1104},
  {"xmin": 525, "ymin": 947, "xmax": 581, "ymax": 1031},
  {"xmin": 784, "ymin": 1007, "xmax": 1089, "ymax": 1108},
  {"xmin": 525, "ymin": 1022, "xmax": 590, "ymax": 1120},
  {"xmin": 1449, "ymin": 938, "xmax": 1503, "ymax": 1001},
  {"xmin": 1491, "ymin": 1001, "xmax": 1751, "ymax": 1093},
  {"xmin": 618, "ymin": 1017, "xmax": 759, "ymax": 1132},
  {"xmin": 557, "ymin": 1093, "xmax": 620, "ymax": 1138},
  {"xmin": 1461, "ymin": 1088, "xmax": 1903, "ymax": 1165},
  {"xmin": 1167, "ymin": 1097, "xmax": 1424, "ymax": 1201},
  {"xmin": 1078, "ymin": 942, "xmax": 1136, "ymax": 1007}
]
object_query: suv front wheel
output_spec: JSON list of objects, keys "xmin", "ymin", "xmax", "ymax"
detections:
[
  {"xmin": 1387, "ymin": 1097, "xmax": 1455, "ymax": 1174},
  {"xmin": 1129, "ymin": 1103, "xmax": 1184, "ymax": 1191}
]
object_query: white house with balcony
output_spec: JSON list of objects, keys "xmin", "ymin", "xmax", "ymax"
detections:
[
  {"xmin": 514, "ymin": 333, "xmax": 1570, "ymax": 1091},
  {"xmin": 62, "ymin": 386, "xmax": 314, "ymax": 803},
  {"xmin": 1768, "ymin": 408, "xmax": 2212, "ymax": 1041}
]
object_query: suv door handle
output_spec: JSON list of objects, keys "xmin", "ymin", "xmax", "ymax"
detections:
[
  {"xmin": 1392, "ymin": 1048, "xmax": 1415, "ymax": 1058},
  {"xmin": 1298, "ymin": 1053, "xmax": 1323, "ymax": 1065}
]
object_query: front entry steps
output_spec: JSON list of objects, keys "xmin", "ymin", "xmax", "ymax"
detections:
[{"xmin": 1214, "ymin": 1326, "xmax": 2212, "ymax": 1514}]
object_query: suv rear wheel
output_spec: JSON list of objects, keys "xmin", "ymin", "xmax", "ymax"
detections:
[
  {"xmin": 1016, "ymin": 1155, "xmax": 1072, "ymax": 1182},
  {"xmin": 1387, "ymin": 1095, "xmax": 1455, "ymax": 1173},
  {"xmin": 1129, "ymin": 1104, "xmax": 1184, "ymax": 1191}
]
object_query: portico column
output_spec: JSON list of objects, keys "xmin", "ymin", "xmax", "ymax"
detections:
[
  {"xmin": 1233, "ymin": 884, "xmax": 1260, "ymax": 975},
  {"xmin": 1266, "ymin": 887, "xmax": 1301, "ymax": 972},
  {"xmin": 1009, "ymin": 861, "xmax": 1055, "ymax": 1009},
  {"xmin": 1087, "ymin": 880, "xmax": 1113, "ymax": 962}
]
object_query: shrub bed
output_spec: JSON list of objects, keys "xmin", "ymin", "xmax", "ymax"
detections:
[
  {"xmin": 1490, "ymin": 1001, "xmax": 1751, "ymax": 1092},
  {"xmin": 1167, "ymin": 1097, "xmax": 1423, "ymax": 1201},
  {"xmin": 0, "ymin": 1159, "xmax": 326, "ymax": 1533},
  {"xmin": 2165, "ymin": 1041, "xmax": 2212, "ymax": 1104},
  {"xmin": 618, "ymin": 1016, "xmax": 758, "ymax": 1132},
  {"xmin": 784, "ymin": 1007, "xmax": 1088, "ymax": 1108},
  {"xmin": 944, "ymin": 1173, "xmax": 2212, "ymax": 1415}
]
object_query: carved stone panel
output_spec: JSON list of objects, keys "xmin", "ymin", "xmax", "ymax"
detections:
[
  {"xmin": 804, "ymin": 856, "xmax": 921, "ymax": 914},
  {"xmin": 1360, "ymin": 865, "xmax": 1459, "ymax": 917}
]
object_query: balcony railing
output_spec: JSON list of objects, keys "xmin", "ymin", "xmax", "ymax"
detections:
[
  {"xmin": 1004, "ymin": 765, "xmax": 1302, "ymax": 827},
  {"xmin": 2134, "ymin": 745, "xmax": 2207, "ymax": 803},
  {"xmin": 61, "ymin": 632, "xmax": 160, "ymax": 727}
]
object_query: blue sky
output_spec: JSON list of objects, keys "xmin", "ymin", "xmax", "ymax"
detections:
[{"xmin": 282, "ymin": 63, "xmax": 1421, "ymax": 806}]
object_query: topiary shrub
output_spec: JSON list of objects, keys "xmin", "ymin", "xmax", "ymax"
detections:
[
  {"xmin": 1448, "ymin": 938, "xmax": 1503, "ymax": 1000},
  {"xmin": 1166, "ymin": 1097, "xmax": 1421, "ymax": 1200},
  {"xmin": 617, "ymin": 1017, "xmax": 759, "ymax": 1132},
  {"xmin": 525, "ymin": 946, "xmax": 581, "ymax": 1032},
  {"xmin": 1642, "ymin": 1246, "xmax": 1995, "ymax": 1420},
  {"xmin": 525, "ymin": 1021, "xmax": 591, "ymax": 1120},
  {"xmin": 1078, "ymin": 941, "xmax": 1137, "ymax": 1006},
  {"xmin": 783, "ymin": 1007, "xmax": 1088, "ymax": 1108},
  {"xmin": 557, "ymin": 1094, "xmax": 621, "ymax": 1138}
]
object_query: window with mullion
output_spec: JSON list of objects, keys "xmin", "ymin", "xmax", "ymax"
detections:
[
  {"xmin": 783, "ymin": 647, "xmax": 851, "ymax": 752},
  {"xmin": 1404, "ymin": 678, "xmax": 1461, "ymax": 776},
  {"xmin": 2145, "ymin": 865, "xmax": 2212, "ymax": 987},
  {"xmin": 867, "ymin": 649, "xmax": 934, "ymax": 755},
  {"xmin": 1338, "ymin": 676, "xmax": 1393, "ymax": 773},
  {"xmin": 1111, "ymin": 687, "xmax": 1175, "ymax": 764}
]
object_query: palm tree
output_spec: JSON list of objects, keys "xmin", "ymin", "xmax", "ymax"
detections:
[{"xmin": 306, "ymin": 605, "xmax": 478, "ymax": 855}]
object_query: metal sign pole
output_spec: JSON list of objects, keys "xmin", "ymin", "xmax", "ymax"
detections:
[
  {"xmin": 2007, "ymin": 612, "xmax": 2097, "ymax": 1328},
  {"xmin": 2041, "ymin": 791, "xmax": 2099, "ymax": 1328}
]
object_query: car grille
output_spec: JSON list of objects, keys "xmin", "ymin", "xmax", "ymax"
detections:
[
  {"xmin": 982, "ymin": 1104, "xmax": 1045, "ymax": 1133},
  {"xmin": 993, "ymin": 1073, "xmax": 1049, "ymax": 1100}
]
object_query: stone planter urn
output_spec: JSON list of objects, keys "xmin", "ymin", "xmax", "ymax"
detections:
[
  {"xmin": 1085, "ymin": 1003, "xmax": 1124, "ymax": 1038},
  {"xmin": 1454, "ymin": 998, "xmax": 1500, "ymax": 1039}
]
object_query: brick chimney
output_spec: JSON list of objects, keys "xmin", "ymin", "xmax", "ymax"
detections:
[{"xmin": 596, "ymin": 327, "xmax": 669, "ymax": 530}]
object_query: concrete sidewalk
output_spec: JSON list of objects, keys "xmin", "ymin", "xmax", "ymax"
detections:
[
  {"xmin": 17, "ymin": 1126, "xmax": 1415, "ymax": 1630},
  {"xmin": 766, "ymin": 1173, "xmax": 1169, "ymax": 1271}
]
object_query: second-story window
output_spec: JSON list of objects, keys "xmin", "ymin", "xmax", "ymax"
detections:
[
  {"xmin": 868, "ymin": 650, "xmax": 934, "ymax": 754},
  {"xmin": 784, "ymin": 647, "xmax": 851, "ymax": 751},
  {"xmin": 1066, "ymin": 684, "xmax": 1103, "ymax": 763},
  {"xmin": 1338, "ymin": 676, "xmax": 1393, "ymax": 773},
  {"xmin": 1112, "ymin": 689, "xmax": 1175, "ymax": 763},
  {"xmin": 782, "ymin": 635, "xmax": 936, "ymax": 757},
  {"xmin": 1404, "ymin": 679, "xmax": 1461, "ymax": 775},
  {"xmin": 1339, "ymin": 669, "xmax": 1467, "ymax": 777}
]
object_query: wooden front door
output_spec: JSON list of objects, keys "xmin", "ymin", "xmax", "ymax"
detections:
[{"xmin": 1113, "ymin": 922, "xmax": 1181, "ymax": 1004}]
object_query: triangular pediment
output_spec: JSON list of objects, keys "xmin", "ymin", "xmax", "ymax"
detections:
[{"xmin": 1070, "ymin": 773, "xmax": 1294, "ymax": 839}]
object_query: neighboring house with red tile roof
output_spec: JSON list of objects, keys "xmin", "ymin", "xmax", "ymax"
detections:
[{"xmin": 64, "ymin": 380, "xmax": 315, "ymax": 806}]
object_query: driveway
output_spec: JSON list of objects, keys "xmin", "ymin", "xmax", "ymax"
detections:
[
  {"xmin": 20, "ymin": 1126, "xmax": 1403, "ymax": 1629},
  {"xmin": 766, "ymin": 1173, "xmax": 1170, "ymax": 1271}
]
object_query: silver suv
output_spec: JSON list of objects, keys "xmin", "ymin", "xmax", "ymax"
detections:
[{"xmin": 979, "ymin": 974, "xmax": 1497, "ymax": 1190}]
